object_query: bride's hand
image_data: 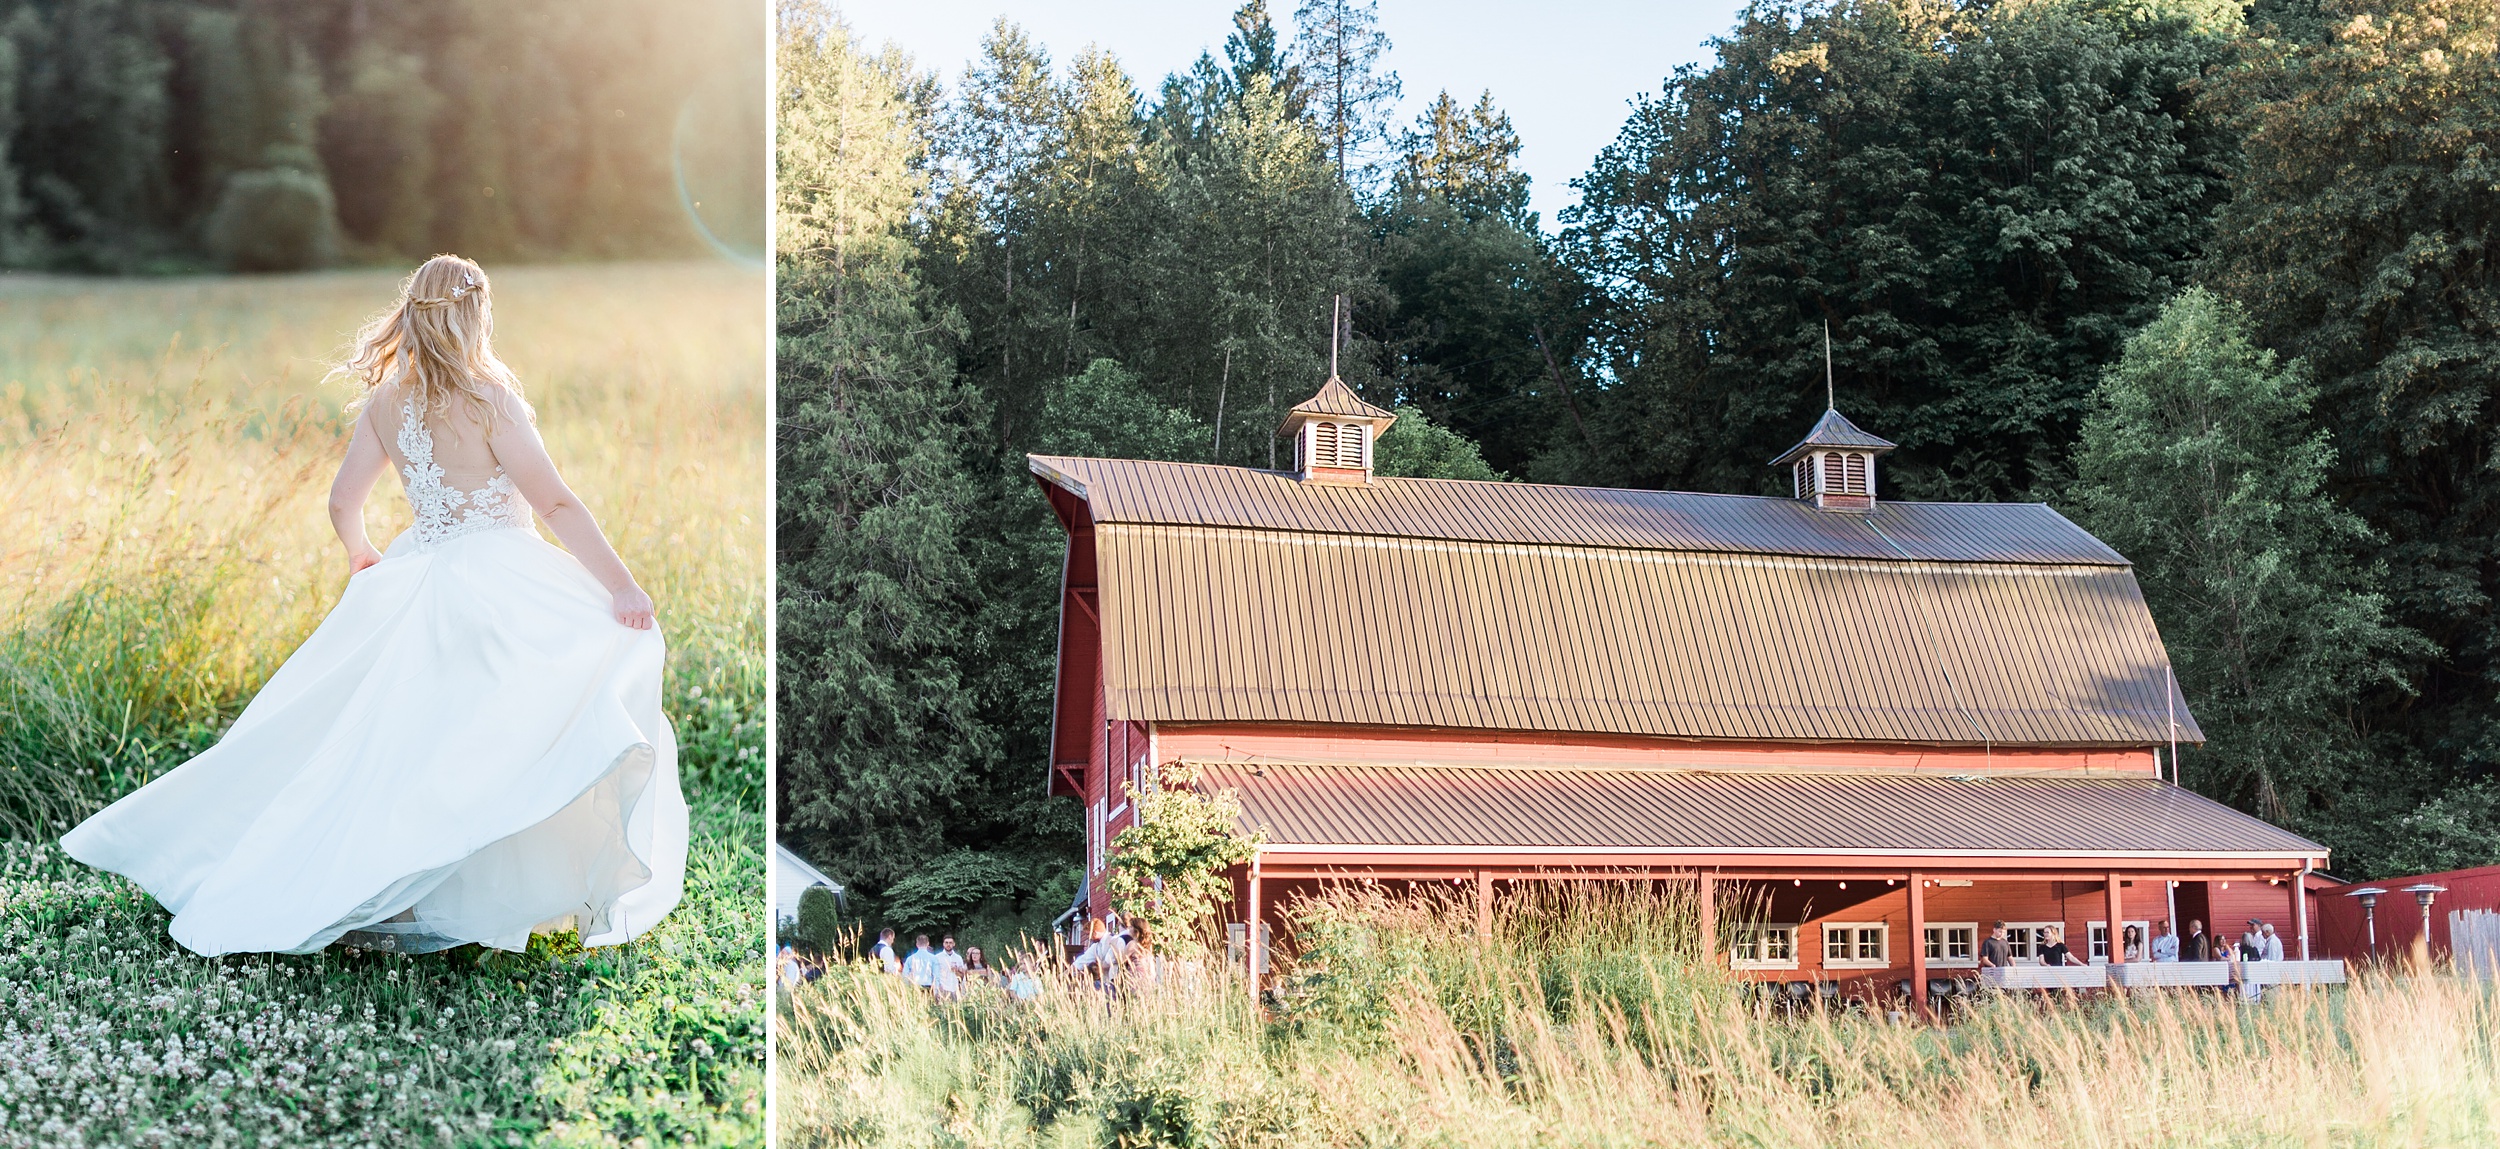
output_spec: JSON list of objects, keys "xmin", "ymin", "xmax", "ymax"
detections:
[
  {"xmin": 612, "ymin": 585, "xmax": 656, "ymax": 630},
  {"xmin": 347, "ymin": 548, "xmax": 382, "ymax": 577}
]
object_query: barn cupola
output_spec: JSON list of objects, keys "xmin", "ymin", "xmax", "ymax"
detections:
[
  {"xmin": 1770, "ymin": 408, "xmax": 1895, "ymax": 511},
  {"xmin": 1280, "ymin": 375, "xmax": 1397, "ymax": 485}
]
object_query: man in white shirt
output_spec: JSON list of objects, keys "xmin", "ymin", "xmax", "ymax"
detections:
[
  {"xmin": 871, "ymin": 927, "xmax": 902, "ymax": 976},
  {"xmin": 2150, "ymin": 919, "xmax": 2180, "ymax": 962},
  {"xmin": 2260, "ymin": 922, "xmax": 2286, "ymax": 962},
  {"xmin": 934, "ymin": 935, "xmax": 969, "ymax": 997},
  {"xmin": 902, "ymin": 934, "xmax": 940, "ymax": 990}
]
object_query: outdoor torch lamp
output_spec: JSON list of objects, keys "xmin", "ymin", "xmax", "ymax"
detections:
[
  {"xmin": 2346, "ymin": 887, "xmax": 2386, "ymax": 951},
  {"xmin": 2402, "ymin": 883, "xmax": 2448, "ymax": 951}
]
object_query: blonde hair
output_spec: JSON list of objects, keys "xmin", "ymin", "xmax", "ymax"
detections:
[{"xmin": 336, "ymin": 255, "xmax": 525, "ymax": 427}]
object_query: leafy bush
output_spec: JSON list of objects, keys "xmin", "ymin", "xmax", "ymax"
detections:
[
  {"xmin": 204, "ymin": 164, "xmax": 343, "ymax": 272},
  {"xmin": 792, "ymin": 884, "xmax": 844, "ymax": 951},
  {"xmin": 877, "ymin": 849, "xmax": 1024, "ymax": 937},
  {"xmin": 1105, "ymin": 764, "xmax": 1258, "ymax": 945}
]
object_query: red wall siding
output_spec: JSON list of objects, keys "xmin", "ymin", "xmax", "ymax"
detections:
[{"xmin": 2314, "ymin": 865, "xmax": 2500, "ymax": 963}]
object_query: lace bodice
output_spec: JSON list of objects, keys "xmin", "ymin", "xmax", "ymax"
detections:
[{"xmin": 398, "ymin": 397, "xmax": 532, "ymax": 548}]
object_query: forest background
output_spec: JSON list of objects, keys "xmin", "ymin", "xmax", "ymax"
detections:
[
  {"xmin": 777, "ymin": 0, "xmax": 2500, "ymax": 948},
  {"xmin": 0, "ymin": 0, "xmax": 765, "ymax": 271}
]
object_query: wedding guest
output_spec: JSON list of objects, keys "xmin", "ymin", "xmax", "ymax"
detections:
[
  {"xmin": 934, "ymin": 935, "xmax": 968, "ymax": 998},
  {"xmin": 2038, "ymin": 924, "xmax": 2080, "ymax": 967},
  {"xmin": 903, "ymin": 934, "xmax": 939, "ymax": 990},
  {"xmin": 1978, "ymin": 922, "xmax": 2013, "ymax": 970}
]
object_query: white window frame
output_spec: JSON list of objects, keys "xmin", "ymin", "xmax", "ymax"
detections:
[
  {"xmin": 1729, "ymin": 924, "xmax": 1800, "ymax": 970},
  {"xmin": 1088, "ymin": 799, "xmax": 1106, "ymax": 874},
  {"xmin": 2001, "ymin": 921, "xmax": 2059, "ymax": 965},
  {"xmin": 1922, "ymin": 922, "xmax": 1979, "ymax": 968},
  {"xmin": 1821, "ymin": 921, "xmax": 1889, "ymax": 969},
  {"xmin": 2088, "ymin": 919, "xmax": 2153, "ymax": 964}
]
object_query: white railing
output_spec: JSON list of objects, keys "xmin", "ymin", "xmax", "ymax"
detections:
[
  {"xmin": 2100, "ymin": 960, "xmax": 2346, "ymax": 987},
  {"xmin": 2107, "ymin": 961, "xmax": 2231, "ymax": 988},
  {"xmin": 2242, "ymin": 959, "xmax": 2347, "ymax": 986},
  {"xmin": 1980, "ymin": 965, "xmax": 2107, "ymax": 990}
]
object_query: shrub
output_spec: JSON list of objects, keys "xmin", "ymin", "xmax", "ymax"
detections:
[{"xmin": 204, "ymin": 165, "xmax": 342, "ymax": 272}]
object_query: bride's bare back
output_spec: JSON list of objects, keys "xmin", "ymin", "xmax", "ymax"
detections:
[
  {"xmin": 371, "ymin": 380, "xmax": 508, "ymax": 495},
  {"xmin": 326, "ymin": 255, "xmax": 654, "ymax": 630}
]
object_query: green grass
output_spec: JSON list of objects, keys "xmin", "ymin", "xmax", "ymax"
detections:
[
  {"xmin": 0, "ymin": 262, "xmax": 766, "ymax": 1145},
  {"xmin": 777, "ymin": 883, "xmax": 2500, "ymax": 1148},
  {"xmin": 0, "ymin": 798, "xmax": 763, "ymax": 1148}
]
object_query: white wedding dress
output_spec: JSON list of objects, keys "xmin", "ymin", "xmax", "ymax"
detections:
[{"xmin": 64, "ymin": 398, "xmax": 687, "ymax": 957}]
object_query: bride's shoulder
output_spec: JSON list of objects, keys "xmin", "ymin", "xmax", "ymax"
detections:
[
  {"xmin": 479, "ymin": 380, "xmax": 536, "ymax": 427},
  {"xmin": 356, "ymin": 381, "xmax": 406, "ymax": 425}
]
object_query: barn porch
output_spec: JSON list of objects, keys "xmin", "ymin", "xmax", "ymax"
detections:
[{"xmin": 1205, "ymin": 760, "xmax": 2339, "ymax": 1011}]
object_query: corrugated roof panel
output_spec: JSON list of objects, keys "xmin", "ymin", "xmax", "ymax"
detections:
[
  {"xmin": 1096, "ymin": 525, "xmax": 2202, "ymax": 746},
  {"xmin": 1196, "ymin": 762, "xmax": 2321, "ymax": 857},
  {"xmin": 1032, "ymin": 455, "xmax": 2127, "ymax": 566}
]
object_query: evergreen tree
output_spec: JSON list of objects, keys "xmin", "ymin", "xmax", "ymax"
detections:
[
  {"xmin": 1373, "ymin": 87, "xmax": 1571, "ymax": 474},
  {"xmin": 775, "ymin": 7, "xmax": 994, "ymax": 888},
  {"xmin": 2201, "ymin": 0, "xmax": 2500, "ymax": 837},
  {"xmin": 2066, "ymin": 288, "xmax": 2429, "ymax": 851},
  {"xmin": 1290, "ymin": 0, "xmax": 1399, "ymax": 189},
  {"xmin": 1394, "ymin": 90, "xmax": 1531, "ymax": 223},
  {"xmin": 1562, "ymin": 0, "xmax": 2238, "ymax": 498},
  {"xmin": 1222, "ymin": 0, "xmax": 1302, "ymax": 114},
  {"xmin": 2, "ymin": 0, "xmax": 759, "ymax": 270}
]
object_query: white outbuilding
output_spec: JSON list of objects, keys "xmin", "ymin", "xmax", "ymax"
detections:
[{"xmin": 774, "ymin": 842, "xmax": 841, "ymax": 934}]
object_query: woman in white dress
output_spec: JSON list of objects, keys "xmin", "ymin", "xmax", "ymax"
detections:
[{"xmin": 64, "ymin": 255, "xmax": 688, "ymax": 957}]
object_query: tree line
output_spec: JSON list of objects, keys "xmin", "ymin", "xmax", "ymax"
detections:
[
  {"xmin": 0, "ymin": 0, "xmax": 760, "ymax": 272},
  {"xmin": 776, "ymin": 0, "xmax": 2500, "ymax": 935}
]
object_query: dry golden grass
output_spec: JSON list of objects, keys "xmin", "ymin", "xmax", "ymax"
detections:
[
  {"xmin": 0, "ymin": 260, "xmax": 765, "ymax": 829},
  {"xmin": 777, "ymin": 885, "xmax": 2500, "ymax": 1148},
  {"xmin": 0, "ymin": 261, "xmax": 769, "ymax": 1144}
]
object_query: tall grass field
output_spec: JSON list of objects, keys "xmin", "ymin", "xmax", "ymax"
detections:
[
  {"xmin": 0, "ymin": 261, "xmax": 768, "ymax": 1147},
  {"xmin": 778, "ymin": 883, "xmax": 2500, "ymax": 1148}
]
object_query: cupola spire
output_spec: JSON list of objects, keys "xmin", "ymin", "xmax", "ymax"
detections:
[
  {"xmin": 1772, "ymin": 330, "xmax": 1894, "ymax": 510},
  {"xmin": 1281, "ymin": 296, "xmax": 1396, "ymax": 484}
]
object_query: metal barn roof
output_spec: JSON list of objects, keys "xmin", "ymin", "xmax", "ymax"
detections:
[
  {"xmin": 1197, "ymin": 762, "xmax": 2319, "ymax": 858},
  {"xmin": 1035, "ymin": 455, "xmax": 2200, "ymax": 748},
  {"xmin": 1030, "ymin": 455, "xmax": 2126, "ymax": 566}
]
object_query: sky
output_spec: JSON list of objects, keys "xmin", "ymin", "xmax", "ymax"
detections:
[{"xmin": 833, "ymin": 0, "xmax": 1752, "ymax": 229}]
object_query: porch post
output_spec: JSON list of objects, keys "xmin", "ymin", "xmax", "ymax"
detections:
[
  {"xmin": 2105, "ymin": 871, "xmax": 2126, "ymax": 965},
  {"xmin": 1907, "ymin": 871, "xmax": 1929, "ymax": 1020},
  {"xmin": 2295, "ymin": 865, "xmax": 2311, "ymax": 961},
  {"xmin": 1475, "ymin": 870, "xmax": 1493, "ymax": 941},
  {"xmin": 1698, "ymin": 871, "xmax": 1717, "ymax": 969},
  {"xmin": 1245, "ymin": 858, "xmax": 1263, "ymax": 984}
]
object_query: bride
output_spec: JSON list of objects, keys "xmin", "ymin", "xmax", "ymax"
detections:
[{"xmin": 63, "ymin": 255, "xmax": 687, "ymax": 957}]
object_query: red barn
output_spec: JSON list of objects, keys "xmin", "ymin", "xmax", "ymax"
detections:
[{"xmin": 1034, "ymin": 377, "xmax": 2336, "ymax": 1003}]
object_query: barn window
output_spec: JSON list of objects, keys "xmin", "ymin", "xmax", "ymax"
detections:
[
  {"xmin": 2002, "ymin": 921, "xmax": 2057, "ymax": 963},
  {"xmin": 1822, "ymin": 921, "xmax": 1888, "ymax": 967},
  {"xmin": 1794, "ymin": 458, "xmax": 1813, "ymax": 497},
  {"xmin": 1923, "ymin": 923, "xmax": 1978, "ymax": 967},
  {"xmin": 1311, "ymin": 422, "xmax": 1339, "ymax": 469},
  {"xmin": 1843, "ymin": 452, "xmax": 1868, "ymax": 493},
  {"xmin": 1821, "ymin": 452, "xmax": 1843, "ymax": 494},
  {"xmin": 1337, "ymin": 422, "xmax": 1366, "ymax": 468},
  {"xmin": 1731, "ymin": 924, "xmax": 1799, "ymax": 969},
  {"xmin": 2087, "ymin": 920, "xmax": 2151, "ymax": 963}
]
